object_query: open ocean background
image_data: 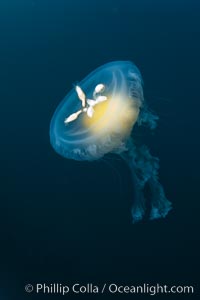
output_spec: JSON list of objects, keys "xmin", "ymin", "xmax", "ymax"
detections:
[{"xmin": 0, "ymin": 0, "xmax": 200, "ymax": 299}]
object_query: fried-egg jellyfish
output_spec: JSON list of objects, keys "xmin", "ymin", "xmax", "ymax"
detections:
[{"xmin": 50, "ymin": 61, "xmax": 172, "ymax": 223}]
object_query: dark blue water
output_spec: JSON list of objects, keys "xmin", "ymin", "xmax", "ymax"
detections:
[{"xmin": 0, "ymin": 0, "xmax": 200, "ymax": 299}]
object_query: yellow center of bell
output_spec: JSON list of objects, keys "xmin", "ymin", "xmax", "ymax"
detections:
[
  {"xmin": 84, "ymin": 101, "xmax": 109, "ymax": 127},
  {"xmin": 83, "ymin": 95, "xmax": 139, "ymax": 136}
]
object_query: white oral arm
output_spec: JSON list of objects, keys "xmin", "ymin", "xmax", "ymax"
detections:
[
  {"xmin": 87, "ymin": 99, "xmax": 96, "ymax": 106},
  {"xmin": 87, "ymin": 106, "xmax": 94, "ymax": 118},
  {"xmin": 93, "ymin": 84, "xmax": 105, "ymax": 99},
  {"xmin": 94, "ymin": 84, "xmax": 105, "ymax": 95},
  {"xmin": 95, "ymin": 95, "xmax": 107, "ymax": 103},
  {"xmin": 64, "ymin": 110, "xmax": 82, "ymax": 124},
  {"xmin": 75, "ymin": 85, "xmax": 86, "ymax": 107},
  {"xmin": 87, "ymin": 96, "xmax": 107, "ymax": 107}
]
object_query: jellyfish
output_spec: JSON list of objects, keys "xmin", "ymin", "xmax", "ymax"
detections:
[{"xmin": 50, "ymin": 61, "xmax": 172, "ymax": 223}]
